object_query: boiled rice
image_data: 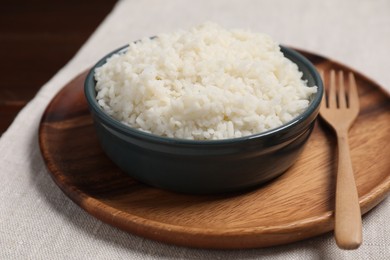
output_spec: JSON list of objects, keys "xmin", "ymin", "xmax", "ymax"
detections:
[{"xmin": 94, "ymin": 23, "xmax": 317, "ymax": 140}]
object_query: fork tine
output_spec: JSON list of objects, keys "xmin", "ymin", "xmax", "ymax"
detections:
[
  {"xmin": 338, "ymin": 71, "xmax": 347, "ymax": 108},
  {"xmin": 329, "ymin": 70, "xmax": 337, "ymax": 108},
  {"xmin": 348, "ymin": 72, "xmax": 360, "ymax": 110},
  {"xmin": 319, "ymin": 70, "xmax": 327, "ymax": 109}
]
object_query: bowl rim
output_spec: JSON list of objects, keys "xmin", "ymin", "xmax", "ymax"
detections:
[{"xmin": 84, "ymin": 44, "xmax": 323, "ymax": 145}]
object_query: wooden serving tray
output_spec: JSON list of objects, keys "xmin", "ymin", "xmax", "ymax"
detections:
[{"xmin": 39, "ymin": 50, "xmax": 390, "ymax": 249}]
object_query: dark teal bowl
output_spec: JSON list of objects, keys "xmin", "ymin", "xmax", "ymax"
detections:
[{"xmin": 85, "ymin": 45, "xmax": 323, "ymax": 194}]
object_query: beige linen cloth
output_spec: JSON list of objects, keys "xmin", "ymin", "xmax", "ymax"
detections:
[{"xmin": 1, "ymin": 0, "xmax": 389, "ymax": 259}]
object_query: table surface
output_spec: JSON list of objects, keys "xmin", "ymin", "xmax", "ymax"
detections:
[
  {"xmin": 0, "ymin": 0, "xmax": 117, "ymax": 134},
  {"xmin": 1, "ymin": 0, "xmax": 389, "ymax": 259}
]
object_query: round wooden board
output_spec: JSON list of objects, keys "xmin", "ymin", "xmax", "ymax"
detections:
[{"xmin": 39, "ymin": 50, "xmax": 390, "ymax": 249}]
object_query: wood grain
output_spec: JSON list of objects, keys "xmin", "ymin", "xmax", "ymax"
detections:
[
  {"xmin": 39, "ymin": 50, "xmax": 390, "ymax": 249},
  {"xmin": 0, "ymin": 0, "xmax": 117, "ymax": 134}
]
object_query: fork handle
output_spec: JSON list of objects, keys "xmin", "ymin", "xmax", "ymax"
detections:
[{"xmin": 334, "ymin": 132, "xmax": 362, "ymax": 249}]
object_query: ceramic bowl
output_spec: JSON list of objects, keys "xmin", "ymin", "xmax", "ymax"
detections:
[{"xmin": 84, "ymin": 45, "xmax": 323, "ymax": 194}]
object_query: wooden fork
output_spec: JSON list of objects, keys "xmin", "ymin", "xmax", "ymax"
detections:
[{"xmin": 319, "ymin": 70, "xmax": 362, "ymax": 250}]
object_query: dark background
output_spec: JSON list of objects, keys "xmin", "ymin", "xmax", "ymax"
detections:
[{"xmin": 0, "ymin": 0, "xmax": 117, "ymax": 134}]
